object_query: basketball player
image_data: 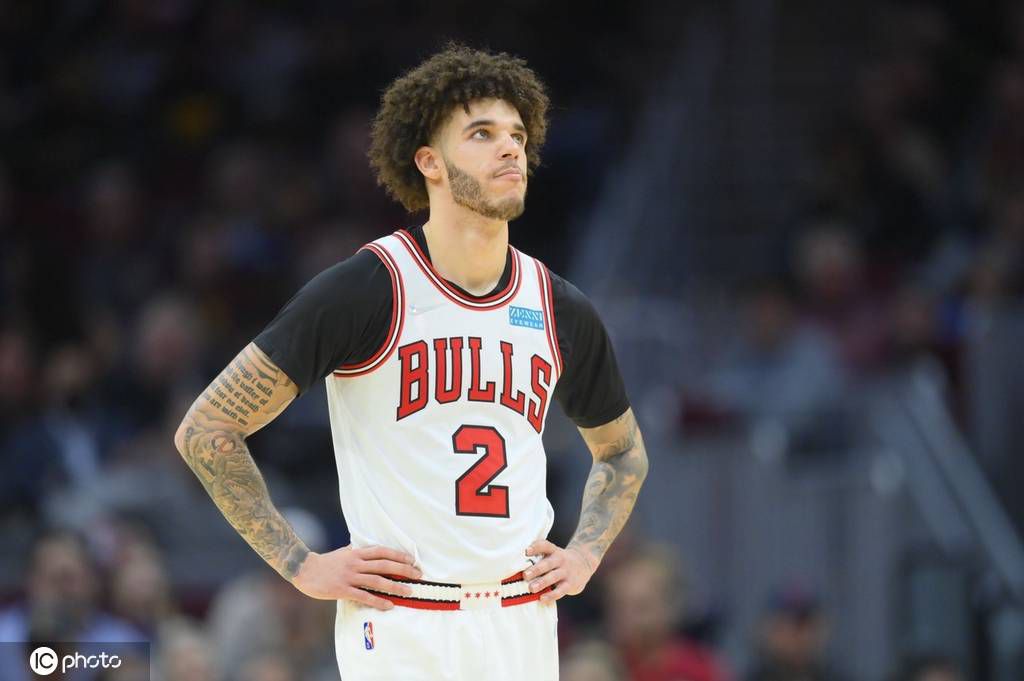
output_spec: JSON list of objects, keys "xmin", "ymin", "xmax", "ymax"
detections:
[{"xmin": 174, "ymin": 44, "xmax": 648, "ymax": 680}]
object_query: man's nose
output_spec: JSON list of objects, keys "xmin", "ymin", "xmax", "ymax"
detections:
[{"xmin": 498, "ymin": 132, "xmax": 520, "ymax": 158}]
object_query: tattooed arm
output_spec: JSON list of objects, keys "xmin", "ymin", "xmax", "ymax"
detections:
[
  {"xmin": 523, "ymin": 407, "xmax": 648, "ymax": 601},
  {"xmin": 568, "ymin": 407, "xmax": 648, "ymax": 567},
  {"xmin": 174, "ymin": 342, "xmax": 420, "ymax": 608},
  {"xmin": 173, "ymin": 343, "xmax": 306, "ymax": 578}
]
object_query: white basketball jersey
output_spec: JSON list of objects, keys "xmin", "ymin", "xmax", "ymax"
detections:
[{"xmin": 324, "ymin": 230, "xmax": 563, "ymax": 583}]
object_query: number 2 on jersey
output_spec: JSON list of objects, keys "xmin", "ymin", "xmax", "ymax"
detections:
[{"xmin": 453, "ymin": 425, "xmax": 510, "ymax": 517}]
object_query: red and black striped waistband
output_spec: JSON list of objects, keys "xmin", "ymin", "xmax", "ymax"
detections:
[{"xmin": 370, "ymin": 570, "xmax": 552, "ymax": 611}]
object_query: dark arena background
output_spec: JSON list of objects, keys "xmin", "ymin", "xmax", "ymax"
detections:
[{"xmin": 2, "ymin": 1, "xmax": 1023, "ymax": 680}]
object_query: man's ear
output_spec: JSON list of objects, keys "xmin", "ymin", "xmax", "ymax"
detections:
[{"xmin": 414, "ymin": 146, "xmax": 443, "ymax": 182}]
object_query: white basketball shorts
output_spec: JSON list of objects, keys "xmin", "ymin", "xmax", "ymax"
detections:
[{"xmin": 334, "ymin": 597, "xmax": 559, "ymax": 680}]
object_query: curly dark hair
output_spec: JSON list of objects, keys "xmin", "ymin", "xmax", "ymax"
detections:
[{"xmin": 368, "ymin": 43, "xmax": 550, "ymax": 213}]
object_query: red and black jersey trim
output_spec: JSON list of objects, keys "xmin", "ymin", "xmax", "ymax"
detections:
[
  {"xmin": 500, "ymin": 570, "xmax": 533, "ymax": 584},
  {"xmin": 500, "ymin": 591, "xmax": 548, "ymax": 607},
  {"xmin": 498, "ymin": 569, "xmax": 553, "ymax": 606},
  {"xmin": 393, "ymin": 229, "xmax": 522, "ymax": 310},
  {"xmin": 366, "ymin": 573, "xmax": 462, "ymax": 611},
  {"xmin": 385, "ymin": 574, "xmax": 462, "ymax": 588},
  {"xmin": 332, "ymin": 242, "xmax": 405, "ymax": 377},
  {"xmin": 534, "ymin": 260, "xmax": 564, "ymax": 378},
  {"xmin": 368, "ymin": 593, "xmax": 462, "ymax": 611}
]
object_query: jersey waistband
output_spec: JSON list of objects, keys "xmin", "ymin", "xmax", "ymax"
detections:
[{"xmin": 369, "ymin": 570, "xmax": 552, "ymax": 611}]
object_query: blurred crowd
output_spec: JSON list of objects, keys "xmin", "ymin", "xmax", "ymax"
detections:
[
  {"xmin": 687, "ymin": 3, "xmax": 1024, "ymax": 483},
  {"xmin": 0, "ymin": 0, "xmax": 1022, "ymax": 680}
]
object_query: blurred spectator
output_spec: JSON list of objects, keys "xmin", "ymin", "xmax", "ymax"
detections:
[
  {"xmin": 604, "ymin": 544, "xmax": 730, "ymax": 681},
  {"xmin": 0, "ymin": 529, "xmax": 142, "ymax": 681},
  {"xmin": 1, "ymin": 343, "xmax": 113, "ymax": 517},
  {"xmin": 98, "ymin": 294, "xmax": 204, "ymax": 439},
  {"xmin": 706, "ymin": 277, "xmax": 847, "ymax": 451},
  {"xmin": 109, "ymin": 537, "xmax": 179, "ymax": 640},
  {"xmin": 78, "ymin": 161, "xmax": 166, "ymax": 320},
  {"xmin": 968, "ymin": 187, "xmax": 1024, "ymax": 303},
  {"xmin": 884, "ymin": 281, "xmax": 963, "ymax": 391},
  {"xmin": 744, "ymin": 584, "xmax": 847, "ymax": 681},
  {"xmin": 0, "ymin": 328, "xmax": 33, "ymax": 402},
  {"xmin": 887, "ymin": 283, "xmax": 941, "ymax": 366},
  {"xmin": 793, "ymin": 223, "xmax": 888, "ymax": 371},
  {"xmin": 156, "ymin": 621, "xmax": 221, "ymax": 681}
]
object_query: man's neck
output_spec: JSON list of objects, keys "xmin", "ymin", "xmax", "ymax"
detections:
[{"xmin": 422, "ymin": 203, "xmax": 509, "ymax": 296}]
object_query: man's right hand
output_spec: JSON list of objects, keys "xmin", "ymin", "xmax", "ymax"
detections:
[{"xmin": 291, "ymin": 545, "xmax": 422, "ymax": 610}]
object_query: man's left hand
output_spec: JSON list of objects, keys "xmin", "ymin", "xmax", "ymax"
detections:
[{"xmin": 523, "ymin": 540, "xmax": 598, "ymax": 602}]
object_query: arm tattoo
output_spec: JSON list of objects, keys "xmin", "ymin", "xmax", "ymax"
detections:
[
  {"xmin": 178, "ymin": 345, "xmax": 309, "ymax": 580},
  {"xmin": 198, "ymin": 347, "xmax": 285, "ymax": 429},
  {"xmin": 568, "ymin": 409, "xmax": 649, "ymax": 569}
]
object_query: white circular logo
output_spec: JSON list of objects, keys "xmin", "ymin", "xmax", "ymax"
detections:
[{"xmin": 29, "ymin": 646, "xmax": 58, "ymax": 675}]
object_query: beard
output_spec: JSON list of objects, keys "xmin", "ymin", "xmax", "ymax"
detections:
[{"xmin": 444, "ymin": 159, "xmax": 526, "ymax": 221}]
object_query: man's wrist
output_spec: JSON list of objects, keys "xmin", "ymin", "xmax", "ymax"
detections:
[
  {"xmin": 283, "ymin": 545, "xmax": 313, "ymax": 582},
  {"xmin": 566, "ymin": 542, "xmax": 601, "ymax": 574}
]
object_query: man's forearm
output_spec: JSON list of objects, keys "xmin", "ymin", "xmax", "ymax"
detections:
[
  {"xmin": 568, "ymin": 412, "xmax": 649, "ymax": 569},
  {"xmin": 174, "ymin": 345, "xmax": 308, "ymax": 581},
  {"xmin": 177, "ymin": 423, "xmax": 310, "ymax": 579}
]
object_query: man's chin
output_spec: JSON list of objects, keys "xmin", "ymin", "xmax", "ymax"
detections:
[
  {"xmin": 490, "ymin": 198, "xmax": 526, "ymax": 221},
  {"xmin": 453, "ymin": 193, "xmax": 525, "ymax": 221}
]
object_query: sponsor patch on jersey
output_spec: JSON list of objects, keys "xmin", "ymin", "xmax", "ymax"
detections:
[
  {"xmin": 509, "ymin": 306, "xmax": 545, "ymax": 330},
  {"xmin": 363, "ymin": 621, "xmax": 374, "ymax": 650}
]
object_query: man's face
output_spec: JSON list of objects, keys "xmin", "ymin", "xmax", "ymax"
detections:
[
  {"xmin": 605, "ymin": 560, "xmax": 677, "ymax": 648},
  {"xmin": 434, "ymin": 98, "xmax": 528, "ymax": 221}
]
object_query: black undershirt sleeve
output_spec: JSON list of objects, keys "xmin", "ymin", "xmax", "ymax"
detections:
[
  {"xmin": 549, "ymin": 272, "xmax": 631, "ymax": 428},
  {"xmin": 253, "ymin": 248, "xmax": 394, "ymax": 396}
]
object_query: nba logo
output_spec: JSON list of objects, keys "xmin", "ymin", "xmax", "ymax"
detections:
[{"xmin": 363, "ymin": 621, "xmax": 375, "ymax": 650}]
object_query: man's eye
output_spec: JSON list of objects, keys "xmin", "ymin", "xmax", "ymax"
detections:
[
  {"xmin": 513, "ymin": 134, "xmax": 525, "ymax": 144},
  {"xmin": 472, "ymin": 129, "xmax": 489, "ymax": 139}
]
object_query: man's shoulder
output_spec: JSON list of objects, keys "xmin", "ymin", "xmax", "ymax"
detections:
[
  {"xmin": 315, "ymin": 246, "xmax": 388, "ymax": 282},
  {"xmin": 541, "ymin": 268, "xmax": 599, "ymax": 323},
  {"xmin": 290, "ymin": 247, "xmax": 394, "ymax": 305},
  {"xmin": 512, "ymin": 255, "xmax": 588, "ymax": 310}
]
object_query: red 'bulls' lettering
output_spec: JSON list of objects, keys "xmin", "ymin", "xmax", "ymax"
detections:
[
  {"xmin": 467, "ymin": 337, "xmax": 496, "ymax": 402},
  {"xmin": 499, "ymin": 341, "xmax": 526, "ymax": 416},
  {"xmin": 434, "ymin": 337, "xmax": 463, "ymax": 404},
  {"xmin": 396, "ymin": 337, "xmax": 553, "ymax": 433},
  {"xmin": 396, "ymin": 341, "xmax": 429, "ymax": 419},
  {"xmin": 527, "ymin": 354, "xmax": 551, "ymax": 433}
]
